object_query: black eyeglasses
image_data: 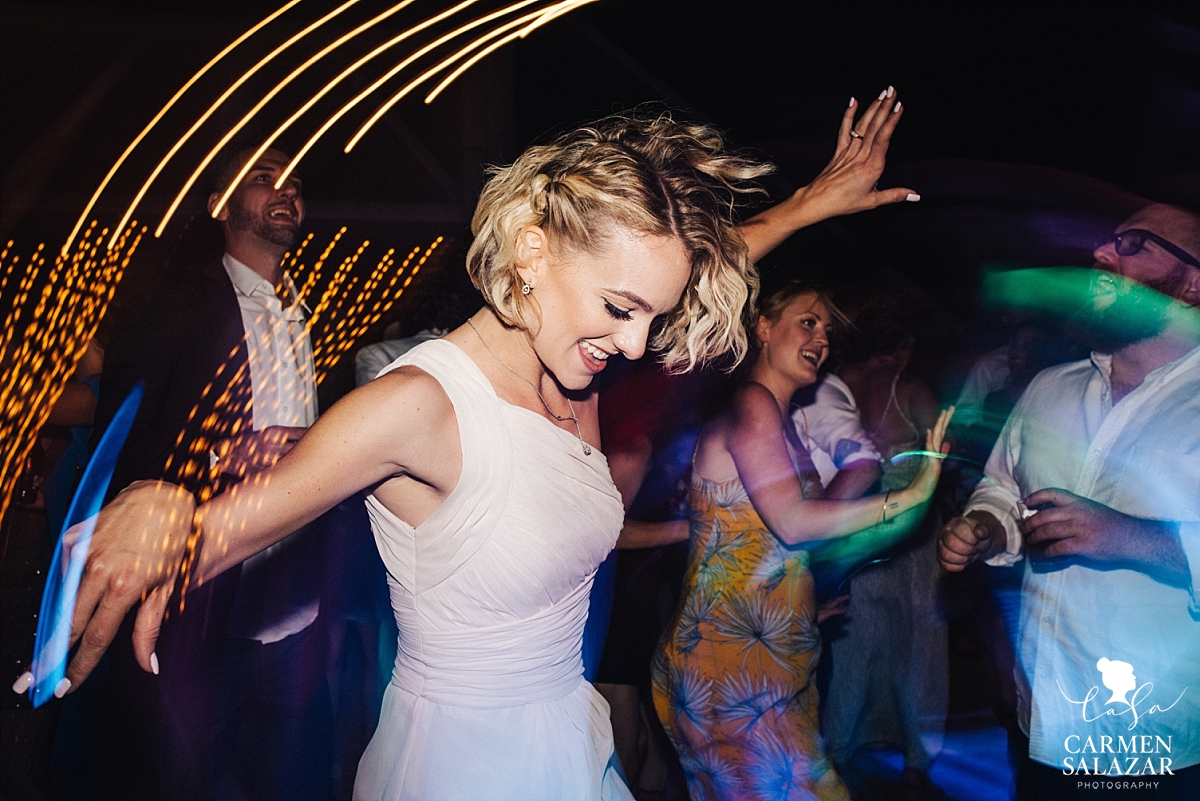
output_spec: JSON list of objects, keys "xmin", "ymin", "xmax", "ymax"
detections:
[{"xmin": 1098, "ymin": 228, "xmax": 1200, "ymax": 270}]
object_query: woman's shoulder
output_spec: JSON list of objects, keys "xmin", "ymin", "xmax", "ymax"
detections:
[
  {"xmin": 351, "ymin": 362, "xmax": 456, "ymax": 430},
  {"xmin": 702, "ymin": 381, "xmax": 785, "ymax": 448},
  {"xmin": 896, "ymin": 373, "xmax": 937, "ymax": 409},
  {"xmin": 730, "ymin": 381, "xmax": 784, "ymax": 422}
]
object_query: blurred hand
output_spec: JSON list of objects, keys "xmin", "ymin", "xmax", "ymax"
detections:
[
  {"xmin": 1020, "ymin": 488, "xmax": 1190, "ymax": 584},
  {"xmin": 906, "ymin": 406, "xmax": 954, "ymax": 502},
  {"xmin": 214, "ymin": 425, "xmax": 306, "ymax": 479},
  {"xmin": 817, "ymin": 594, "xmax": 851, "ymax": 624},
  {"xmin": 64, "ymin": 481, "xmax": 195, "ymax": 688},
  {"xmin": 938, "ymin": 510, "xmax": 1004, "ymax": 572}
]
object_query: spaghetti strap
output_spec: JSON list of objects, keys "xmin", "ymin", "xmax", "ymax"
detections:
[{"xmin": 875, "ymin": 373, "xmax": 920, "ymax": 442}]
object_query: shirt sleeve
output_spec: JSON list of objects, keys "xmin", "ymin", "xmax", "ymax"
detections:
[
  {"xmin": 1178, "ymin": 522, "xmax": 1200, "ymax": 618},
  {"xmin": 355, "ymin": 340, "xmax": 409, "ymax": 386},
  {"xmin": 956, "ymin": 347, "xmax": 1009, "ymax": 428},
  {"xmin": 799, "ymin": 378, "xmax": 882, "ymax": 469},
  {"xmin": 967, "ymin": 393, "xmax": 1027, "ymax": 567}
]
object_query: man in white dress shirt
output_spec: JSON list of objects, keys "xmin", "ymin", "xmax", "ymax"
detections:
[
  {"xmin": 938, "ymin": 204, "xmax": 1200, "ymax": 800},
  {"xmin": 77, "ymin": 148, "xmax": 333, "ymax": 800}
]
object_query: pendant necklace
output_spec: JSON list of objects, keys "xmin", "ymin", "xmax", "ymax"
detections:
[{"xmin": 467, "ymin": 319, "xmax": 592, "ymax": 455}]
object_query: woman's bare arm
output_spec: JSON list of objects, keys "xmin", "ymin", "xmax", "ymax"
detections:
[
  {"xmin": 726, "ymin": 383, "xmax": 949, "ymax": 545},
  {"xmin": 617, "ymin": 518, "xmax": 689, "ymax": 549},
  {"xmin": 194, "ymin": 367, "xmax": 458, "ymax": 579},
  {"xmin": 65, "ymin": 366, "xmax": 460, "ymax": 686}
]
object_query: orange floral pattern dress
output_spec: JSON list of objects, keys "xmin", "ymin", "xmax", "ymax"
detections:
[{"xmin": 652, "ymin": 463, "xmax": 850, "ymax": 801}]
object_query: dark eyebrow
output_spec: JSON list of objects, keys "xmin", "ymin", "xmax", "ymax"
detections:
[
  {"xmin": 248, "ymin": 162, "xmax": 297, "ymax": 179},
  {"xmin": 607, "ymin": 289, "xmax": 652, "ymax": 313}
]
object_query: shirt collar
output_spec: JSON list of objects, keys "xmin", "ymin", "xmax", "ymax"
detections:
[
  {"xmin": 1089, "ymin": 341, "xmax": 1200, "ymax": 388},
  {"xmin": 222, "ymin": 253, "xmax": 309, "ymax": 314},
  {"xmin": 222, "ymin": 253, "xmax": 275, "ymax": 299}
]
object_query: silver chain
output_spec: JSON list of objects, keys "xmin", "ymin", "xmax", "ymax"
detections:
[{"xmin": 466, "ymin": 319, "xmax": 592, "ymax": 456}]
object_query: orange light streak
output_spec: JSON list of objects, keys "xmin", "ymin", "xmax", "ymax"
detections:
[
  {"xmin": 1, "ymin": 224, "xmax": 143, "ymax": 519},
  {"xmin": 424, "ymin": 0, "xmax": 596, "ymax": 103},
  {"xmin": 62, "ymin": 0, "xmax": 301, "ymax": 257},
  {"xmin": 358, "ymin": 1, "xmax": 572, "ymax": 125},
  {"xmin": 267, "ymin": 0, "xmax": 482, "ymax": 190},
  {"xmin": 206, "ymin": 1, "xmax": 421, "ymax": 220},
  {"xmin": 108, "ymin": 0, "xmax": 363, "ymax": 250},
  {"xmin": 283, "ymin": 0, "xmax": 540, "ymax": 167},
  {"xmin": 346, "ymin": 0, "xmax": 591, "ymax": 151}
]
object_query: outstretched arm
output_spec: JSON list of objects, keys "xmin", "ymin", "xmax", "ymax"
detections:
[
  {"xmin": 62, "ymin": 365, "xmax": 460, "ymax": 687},
  {"xmin": 728, "ymin": 383, "xmax": 951, "ymax": 545},
  {"xmin": 738, "ymin": 86, "xmax": 918, "ymax": 264}
]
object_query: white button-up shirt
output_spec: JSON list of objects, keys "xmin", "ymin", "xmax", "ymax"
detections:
[
  {"xmin": 223, "ymin": 254, "xmax": 317, "ymax": 430},
  {"xmin": 969, "ymin": 345, "xmax": 1200, "ymax": 771},
  {"xmin": 222, "ymin": 254, "xmax": 320, "ymax": 644},
  {"xmin": 792, "ymin": 374, "xmax": 882, "ymax": 488}
]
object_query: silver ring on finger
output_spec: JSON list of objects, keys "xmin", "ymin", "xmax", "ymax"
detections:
[{"xmin": 849, "ymin": 130, "xmax": 864, "ymax": 139}]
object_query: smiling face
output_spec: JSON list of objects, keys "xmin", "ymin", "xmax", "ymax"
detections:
[
  {"xmin": 516, "ymin": 225, "xmax": 691, "ymax": 391},
  {"xmin": 209, "ymin": 149, "xmax": 304, "ymax": 251},
  {"xmin": 1084, "ymin": 205, "xmax": 1200, "ymax": 350},
  {"xmin": 1093, "ymin": 206, "xmax": 1199, "ymax": 301},
  {"xmin": 753, "ymin": 292, "xmax": 831, "ymax": 395}
]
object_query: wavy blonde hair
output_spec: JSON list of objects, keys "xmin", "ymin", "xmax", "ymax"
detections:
[
  {"xmin": 754, "ymin": 280, "xmax": 851, "ymax": 348},
  {"xmin": 466, "ymin": 110, "xmax": 772, "ymax": 373}
]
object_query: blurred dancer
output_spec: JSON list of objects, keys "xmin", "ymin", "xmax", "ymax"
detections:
[
  {"xmin": 39, "ymin": 100, "xmax": 922, "ymax": 801},
  {"xmin": 791, "ymin": 370, "xmax": 882, "ymax": 498},
  {"xmin": 822, "ymin": 299, "xmax": 948, "ymax": 798},
  {"xmin": 64, "ymin": 148, "xmax": 334, "ymax": 800},
  {"xmin": 654, "ymin": 280, "xmax": 953, "ymax": 800},
  {"xmin": 939, "ymin": 204, "xmax": 1200, "ymax": 800}
]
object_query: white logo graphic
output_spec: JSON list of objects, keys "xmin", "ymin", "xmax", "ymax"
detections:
[
  {"xmin": 1097, "ymin": 658, "xmax": 1137, "ymax": 706},
  {"xmin": 1057, "ymin": 656, "xmax": 1186, "ymax": 731},
  {"xmin": 1057, "ymin": 657, "xmax": 1187, "ymax": 777}
]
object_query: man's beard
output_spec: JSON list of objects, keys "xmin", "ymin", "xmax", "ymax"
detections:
[
  {"xmin": 1072, "ymin": 265, "xmax": 1189, "ymax": 352},
  {"xmin": 226, "ymin": 198, "xmax": 298, "ymax": 248}
]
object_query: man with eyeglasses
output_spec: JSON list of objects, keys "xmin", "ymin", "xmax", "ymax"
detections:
[{"xmin": 938, "ymin": 204, "xmax": 1200, "ymax": 800}]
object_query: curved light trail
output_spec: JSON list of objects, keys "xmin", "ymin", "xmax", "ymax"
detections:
[
  {"xmin": 212, "ymin": 0, "xmax": 481, "ymax": 207},
  {"xmin": 61, "ymin": 0, "xmax": 301, "ymax": 256},
  {"xmin": 423, "ymin": 0, "xmax": 597, "ymax": 104},
  {"xmin": 108, "ymin": 0, "xmax": 363, "ymax": 249},
  {"xmin": 280, "ymin": 0, "xmax": 541, "ymax": 178},
  {"xmin": 353, "ymin": 0, "xmax": 588, "ymax": 138},
  {"xmin": 202, "ymin": 0, "xmax": 421, "ymax": 222}
]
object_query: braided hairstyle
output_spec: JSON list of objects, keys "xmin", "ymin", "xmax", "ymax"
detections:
[{"xmin": 466, "ymin": 110, "xmax": 772, "ymax": 373}]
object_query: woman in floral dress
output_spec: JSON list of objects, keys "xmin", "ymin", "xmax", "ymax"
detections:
[{"xmin": 652, "ymin": 282, "xmax": 953, "ymax": 800}]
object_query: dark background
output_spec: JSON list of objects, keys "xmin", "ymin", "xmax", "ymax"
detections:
[{"xmin": 3, "ymin": 0, "xmax": 1199, "ymax": 393}]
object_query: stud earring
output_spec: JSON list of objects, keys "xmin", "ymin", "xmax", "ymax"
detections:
[{"xmin": 521, "ymin": 282, "xmax": 531, "ymax": 295}]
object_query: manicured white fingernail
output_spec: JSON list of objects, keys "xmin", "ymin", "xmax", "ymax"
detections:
[
  {"xmin": 150, "ymin": 652, "xmax": 160, "ymax": 675},
  {"xmin": 886, "ymin": 85, "xmax": 895, "ymax": 98},
  {"xmin": 878, "ymin": 88, "xmax": 888, "ymax": 100},
  {"xmin": 849, "ymin": 96, "xmax": 856, "ymax": 107},
  {"xmin": 893, "ymin": 101, "xmax": 902, "ymax": 113},
  {"xmin": 12, "ymin": 671, "xmax": 33, "ymax": 694},
  {"xmin": 906, "ymin": 193, "xmax": 921, "ymax": 202},
  {"xmin": 54, "ymin": 677, "xmax": 71, "ymax": 698}
]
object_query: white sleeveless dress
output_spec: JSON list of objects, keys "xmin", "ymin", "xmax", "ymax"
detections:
[{"xmin": 353, "ymin": 339, "xmax": 632, "ymax": 801}]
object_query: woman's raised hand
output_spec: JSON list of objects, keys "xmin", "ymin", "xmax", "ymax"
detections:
[
  {"xmin": 906, "ymin": 406, "xmax": 954, "ymax": 503},
  {"xmin": 738, "ymin": 86, "xmax": 918, "ymax": 263},
  {"xmin": 802, "ymin": 86, "xmax": 918, "ymax": 220}
]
